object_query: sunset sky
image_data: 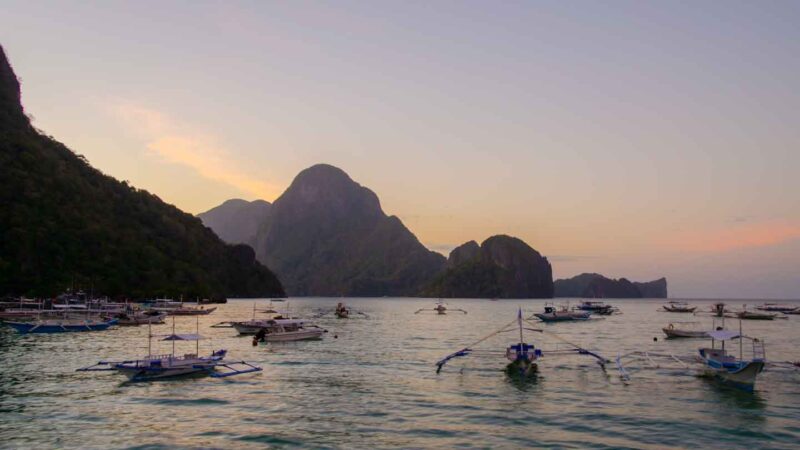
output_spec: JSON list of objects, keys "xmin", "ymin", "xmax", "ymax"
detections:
[{"xmin": 2, "ymin": 1, "xmax": 799, "ymax": 298}]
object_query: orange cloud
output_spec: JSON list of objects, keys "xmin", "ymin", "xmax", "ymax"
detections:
[
  {"xmin": 111, "ymin": 102, "xmax": 281, "ymax": 200},
  {"xmin": 665, "ymin": 221, "xmax": 800, "ymax": 253}
]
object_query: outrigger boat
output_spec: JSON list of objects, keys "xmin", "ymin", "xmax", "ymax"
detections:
[
  {"xmin": 617, "ymin": 318, "xmax": 766, "ymax": 392},
  {"xmin": 415, "ymin": 301, "xmax": 467, "ymax": 315},
  {"xmin": 435, "ymin": 309, "xmax": 609, "ymax": 378},
  {"xmin": 531, "ymin": 304, "xmax": 591, "ymax": 322},
  {"xmin": 576, "ymin": 301, "xmax": 619, "ymax": 315},
  {"xmin": 77, "ymin": 317, "xmax": 261, "ymax": 381},
  {"xmin": 734, "ymin": 305, "xmax": 784, "ymax": 320},
  {"xmin": 3, "ymin": 307, "xmax": 118, "ymax": 333},
  {"xmin": 755, "ymin": 303, "xmax": 798, "ymax": 313},
  {"xmin": 661, "ymin": 301, "xmax": 697, "ymax": 313}
]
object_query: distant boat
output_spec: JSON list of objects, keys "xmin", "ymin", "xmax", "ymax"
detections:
[
  {"xmin": 661, "ymin": 301, "xmax": 697, "ymax": 313},
  {"xmin": 415, "ymin": 301, "xmax": 467, "ymax": 315},
  {"xmin": 735, "ymin": 310, "xmax": 778, "ymax": 320},
  {"xmin": 251, "ymin": 319, "xmax": 326, "ymax": 342},
  {"xmin": 576, "ymin": 301, "xmax": 618, "ymax": 315},
  {"xmin": 755, "ymin": 303, "xmax": 798, "ymax": 313},
  {"xmin": 113, "ymin": 309, "xmax": 167, "ymax": 326},
  {"xmin": 663, "ymin": 321, "xmax": 709, "ymax": 338},
  {"xmin": 532, "ymin": 304, "xmax": 591, "ymax": 322},
  {"xmin": 150, "ymin": 300, "xmax": 217, "ymax": 316}
]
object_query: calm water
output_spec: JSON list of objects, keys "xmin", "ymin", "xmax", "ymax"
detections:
[{"xmin": 1, "ymin": 298, "xmax": 799, "ymax": 449}]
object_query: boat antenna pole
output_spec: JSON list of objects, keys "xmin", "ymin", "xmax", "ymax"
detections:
[{"xmin": 739, "ymin": 318, "xmax": 743, "ymax": 360}]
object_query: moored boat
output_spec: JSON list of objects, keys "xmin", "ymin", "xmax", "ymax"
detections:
[
  {"xmin": 533, "ymin": 304, "xmax": 591, "ymax": 322},
  {"xmin": 663, "ymin": 321, "xmax": 709, "ymax": 338},
  {"xmin": 150, "ymin": 300, "xmax": 216, "ymax": 316},
  {"xmin": 415, "ymin": 301, "xmax": 467, "ymax": 315},
  {"xmin": 697, "ymin": 328, "xmax": 766, "ymax": 392},
  {"xmin": 4, "ymin": 317, "xmax": 117, "ymax": 333},
  {"xmin": 661, "ymin": 301, "xmax": 697, "ymax": 313},
  {"xmin": 576, "ymin": 301, "xmax": 618, "ymax": 315},
  {"xmin": 251, "ymin": 319, "xmax": 326, "ymax": 343},
  {"xmin": 113, "ymin": 309, "xmax": 167, "ymax": 326},
  {"xmin": 77, "ymin": 318, "xmax": 261, "ymax": 381},
  {"xmin": 755, "ymin": 303, "xmax": 798, "ymax": 313}
]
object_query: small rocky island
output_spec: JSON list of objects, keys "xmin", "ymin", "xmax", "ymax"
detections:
[
  {"xmin": 422, "ymin": 235, "xmax": 554, "ymax": 298},
  {"xmin": 554, "ymin": 273, "xmax": 667, "ymax": 298}
]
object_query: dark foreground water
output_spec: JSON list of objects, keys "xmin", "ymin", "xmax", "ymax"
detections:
[{"xmin": 1, "ymin": 298, "xmax": 799, "ymax": 449}]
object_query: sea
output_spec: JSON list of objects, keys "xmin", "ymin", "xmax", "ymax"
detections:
[{"xmin": 1, "ymin": 298, "xmax": 798, "ymax": 449}]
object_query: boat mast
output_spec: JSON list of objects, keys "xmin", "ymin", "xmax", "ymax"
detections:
[
  {"xmin": 147, "ymin": 318, "xmax": 152, "ymax": 358},
  {"xmin": 172, "ymin": 315, "xmax": 176, "ymax": 357},
  {"xmin": 518, "ymin": 308, "xmax": 524, "ymax": 346},
  {"xmin": 196, "ymin": 315, "xmax": 200, "ymax": 355},
  {"xmin": 739, "ymin": 319, "xmax": 743, "ymax": 360}
]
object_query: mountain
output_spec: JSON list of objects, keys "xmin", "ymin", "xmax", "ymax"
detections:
[
  {"xmin": 554, "ymin": 273, "xmax": 667, "ymax": 298},
  {"xmin": 0, "ymin": 45, "xmax": 284, "ymax": 299},
  {"xmin": 422, "ymin": 235, "xmax": 554, "ymax": 298},
  {"xmin": 198, "ymin": 199, "xmax": 270, "ymax": 245},
  {"xmin": 633, "ymin": 278, "xmax": 668, "ymax": 298},
  {"xmin": 250, "ymin": 164, "xmax": 446, "ymax": 296}
]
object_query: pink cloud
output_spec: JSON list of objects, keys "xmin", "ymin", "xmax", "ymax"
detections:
[{"xmin": 665, "ymin": 221, "xmax": 800, "ymax": 253}]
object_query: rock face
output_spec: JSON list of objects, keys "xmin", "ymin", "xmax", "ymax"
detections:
[
  {"xmin": 252, "ymin": 164, "xmax": 447, "ymax": 296},
  {"xmin": 423, "ymin": 235, "xmax": 554, "ymax": 298},
  {"xmin": 0, "ymin": 45, "xmax": 285, "ymax": 299},
  {"xmin": 634, "ymin": 278, "xmax": 668, "ymax": 298},
  {"xmin": 554, "ymin": 273, "xmax": 668, "ymax": 298},
  {"xmin": 447, "ymin": 240, "xmax": 480, "ymax": 267},
  {"xmin": 198, "ymin": 199, "xmax": 271, "ymax": 245}
]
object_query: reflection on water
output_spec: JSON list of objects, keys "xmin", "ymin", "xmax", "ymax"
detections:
[{"xmin": 0, "ymin": 298, "xmax": 799, "ymax": 449}]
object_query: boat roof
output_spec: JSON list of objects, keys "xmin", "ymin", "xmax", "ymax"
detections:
[
  {"xmin": 160, "ymin": 333, "xmax": 204, "ymax": 341},
  {"xmin": 708, "ymin": 330, "xmax": 740, "ymax": 341}
]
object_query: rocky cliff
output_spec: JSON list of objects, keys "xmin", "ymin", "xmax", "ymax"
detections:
[
  {"xmin": 250, "ymin": 164, "xmax": 446, "ymax": 296},
  {"xmin": 422, "ymin": 235, "xmax": 553, "ymax": 298},
  {"xmin": 0, "ymin": 45, "xmax": 284, "ymax": 299}
]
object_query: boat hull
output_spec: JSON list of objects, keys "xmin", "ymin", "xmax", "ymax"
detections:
[
  {"xmin": 256, "ymin": 329, "xmax": 325, "ymax": 342},
  {"xmin": 534, "ymin": 312, "xmax": 590, "ymax": 322},
  {"xmin": 4, "ymin": 320, "xmax": 117, "ymax": 333},
  {"xmin": 113, "ymin": 354, "xmax": 226, "ymax": 381},
  {"xmin": 663, "ymin": 328, "xmax": 708, "ymax": 338},
  {"xmin": 701, "ymin": 361, "xmax": 765, "ymax": 392}
]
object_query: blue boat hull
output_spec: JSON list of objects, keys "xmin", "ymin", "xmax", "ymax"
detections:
[{"xmin": 4, "ymin": 320, "xmax": 117, "ymax": 333}]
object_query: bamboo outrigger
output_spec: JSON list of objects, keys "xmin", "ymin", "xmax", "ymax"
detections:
[{"xmin": 435, "ymin": 309, "xmax": 609, "ymax": 378}]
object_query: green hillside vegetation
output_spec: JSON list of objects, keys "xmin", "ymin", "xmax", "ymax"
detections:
[{"xmin": 0, "ymin": 46, "xmax": 284, "ymax": 299}]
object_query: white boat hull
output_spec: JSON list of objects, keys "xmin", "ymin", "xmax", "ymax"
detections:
[
  {"xmin": 663, "ymin": 328, "xmax": 708, "ymax": 338},
  {"xmin": 258, "ymin": 329, "xmax": 325, "ymax": 342}
]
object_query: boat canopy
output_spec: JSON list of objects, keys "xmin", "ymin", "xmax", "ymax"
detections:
[
  {"xmin": 160, "ymin": 333, "xmax": 205, "ymax": 341},
  {"xmin": 708, "ymin": 330, "xmax": 740, "ymax": 341}
]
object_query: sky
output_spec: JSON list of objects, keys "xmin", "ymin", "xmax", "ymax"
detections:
[{"xmin": 2, "ymin": 1, "xmax": 799, "ymax": 298}]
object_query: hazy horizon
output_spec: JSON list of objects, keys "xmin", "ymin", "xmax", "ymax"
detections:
[{"xmin": 3, "ymin": 1, "xmax": 799, "ymax": 298}]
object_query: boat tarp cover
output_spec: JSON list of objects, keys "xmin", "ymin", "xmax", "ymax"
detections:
[
  {"xmin": 708, "ymin": 330, "xmax": 741, "ymax": 341},
  {"xmin": 160, "ymin": 333, "xmax": 204, "ymax": 341}
]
